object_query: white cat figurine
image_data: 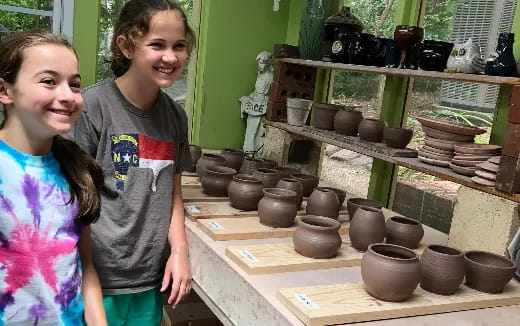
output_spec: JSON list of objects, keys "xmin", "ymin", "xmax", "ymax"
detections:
[{"xmin": 446, "ymin": 38, "xmax": 485, "ymax": 74}]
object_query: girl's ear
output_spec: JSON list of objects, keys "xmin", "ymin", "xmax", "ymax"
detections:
[
  {"xmin": 116, "ymin": 35, "xmax": 132, "ymax": 59},
  {"xmin": 0, "ymin": 78, "xmax": 13, "ymax": 105}
]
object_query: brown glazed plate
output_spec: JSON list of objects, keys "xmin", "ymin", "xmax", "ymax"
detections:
[
  {"xmin": 488, "ymin": 156, "xmax": 501, "ymax": 164},
  {"xmin": 424, "ymin": 137, "xmax": 455, "ymax": 152},
  {"xmin": 475, "ymin": 161, "xmax": 499, "ymax": 173},
  {"xmin": 471, "ymin": 176, "xmax": 496, "ymax": 186},
  {"xmin": 449, "ymin": 162, "xmax": 476, "ymax": 176},
  {"xmin": 421, "ymin": 125, "xmax": 475, "ymax": 142},
  {"xmin": 453, "ymin": 143, "xmax": 502, "ymax": 155},
  {"xmin": 416, "ymin": 116, "xmax": 486, "ymax": 136},
  {"xmin": 419, "ymin": 155, "xmax": 450, "ymax": 167},
  {"xmin": 453, "ymin": 153, "xmax": 493, "ymax": 161},
  {"xmin": 422, "ymin": 144, "xmax": 453, "ymax": 156},
  {"xmin": 475, "ymin": 169, "xmax": 496, "ymax": 181},
  {"xmin": 451, "ymin": 159, "xmax": 483, "ymax": 167}
]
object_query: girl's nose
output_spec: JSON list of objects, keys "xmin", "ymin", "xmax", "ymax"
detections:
[
  {"xmin": 57, "ymin": 83, "xmax": 75, "ymax": 103},
  {"xmin": 162, "ymin": 49, "xmax": 178, "ymax": 63}
]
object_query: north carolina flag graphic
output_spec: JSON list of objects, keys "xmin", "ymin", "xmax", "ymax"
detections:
[{"xmin": 111, "ymin": 134, "xmax": 176, "ymax": 191}]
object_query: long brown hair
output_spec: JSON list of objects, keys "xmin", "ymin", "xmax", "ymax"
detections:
[
  {"xmin": 0, "ymin": 30, "xmax": 103, "ymax": 224},
  {"xmin": 111, "ymin": 0, "xmax": 197, "ymax": 77}
]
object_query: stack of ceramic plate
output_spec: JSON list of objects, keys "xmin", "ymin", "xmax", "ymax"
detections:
[
  {"xmin": 416, "ymin": 117, "xmax": 485, "ymax": 167},
  {"xmin": 450, "ymin": 144, "xmax": 501, "ymax": 178},
  {"xmin": 471, "ymin": 156, "xmax": 501, "ymax": 186}
]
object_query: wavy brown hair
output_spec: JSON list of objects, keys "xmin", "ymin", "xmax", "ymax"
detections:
[
  {"xmin": 0, "ymin": 30, "xmax": 103, "ymax": 224},
  {"xmin": 111, "ymin": 0, "xmax": 197, "ymax": 77}
]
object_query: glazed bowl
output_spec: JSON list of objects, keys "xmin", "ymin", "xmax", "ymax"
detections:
[{"xmin": 464, "ymin": 250, "xmax": 516, "ymax": 293}]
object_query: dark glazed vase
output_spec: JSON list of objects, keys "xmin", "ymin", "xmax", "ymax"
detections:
[
  {"xmin": 253, "ymin": 168, "xmax": 281, "ymax": 188},
  {"xmin": 333, "ymin": 108, "xmax": 363, "ymax": 136},
  {"xmin": 311, "ymin": 103, "xmax": 342, "ymax": 130},
  {"xmin": 383, "ymin": 127, "xmax": 413, "ymax": 149},
  {"xmin": 320, "ymin": 186, "xmax": 346, "ymax": 206},
  {"xmin": 274, "ymin": 166, "xmax": 300, "ymax": 179},
  {"xmin": 258, "ymin": 188, "xmax": 298, "ymax": 228},
  {"xmin": 293, "ymin": 215, "xmax": 342, "ymax": 259},
  {"xmin": 220, "ymin": 148, "xmax": 245, "ymax": 171},
  {"xmin": 306, "ymin": 187, "xmax": 340, "ymax": 220},
  {"xmin": 420, "ymin": 244, "xmax": 465, "ymax": 295},
  {"xmin": 276, "ymin": 178, "xmax": 304, "ymax": 210},
  {"xmin": 485, "ymin": 33, "xmax": 517, "ymax": 77},
  {"xmin": 385, "ymin": 216, "xmax": 424, "ymax": 249},
  {"xmin": 346, "ymin": 197, "xmax": 383, "ymax": 221},
  {"xmin": 358, "ymin": 119, "xmax": 386, "ymax": 142},
  {"xmin": 200, "ymin": 166, "xmax": 236, "ymax": 196},
  {"xmin": 378, "ymin": 37, "xmax": 400, "ymax": 68},
  {"xmin": 325, "ymin": 6, "xmax": 363, "ymax": 63},
  {"xmin": 227, "ymin": 174, "xmax": 264, "ymax": 211},
  {"xmin": 196, "ymin": 153, "xmax": 226, "ymax": 179},
  {"xmin": 290, "ymin": 173, "xmax": 320, "ymax": 197},
  {"xmin": 349, "ymin": 206, "xmax": 385, "ymax": 251},
  {"xmin": 239, "ymin": 157, "xmax": 263, "ymax": 175},
  {"xmin": 416, "ymin": 40, "xmax": 454, "ymax": 72},
  {"xmin": 188, "ymin": 145, "xmax": 202, "ymax": 172},
  {"xmin": 394, "ymin": 25, "xmax": 424, "ymax": 69},
  {"xmin": 348, "ymin": 33, "xmax": 385, "ymax": 66},
  {"xmin": 361, "ymin": 243, "xmax": 421, "ymax": 302},
  {"xmin": 464, "ymin": 251, "xmax": 516, "ymax": 293}
]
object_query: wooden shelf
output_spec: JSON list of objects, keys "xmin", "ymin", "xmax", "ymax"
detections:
[
  {"xmin": 277, "ymin": 58, "xmax": 520, "ymax": 85},
  {"xmin": 266, "ymin": 121, "xmax": 520, "ymax": 203}
]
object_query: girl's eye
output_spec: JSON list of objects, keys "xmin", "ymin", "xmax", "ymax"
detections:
[
  {"xmin": 150, "ymin": 42, "xmax": 163, "ymax": 48},
  {"xmin": 175, "ymin": 43, "xmax": 186, "ymax": 49},
  {"xmin": 41, "ymin": 78, "xmax": 56, "ymax": 85},
  {"xmin": 70, "ymin": 82, "xmax": 81, "ymax": 90}
]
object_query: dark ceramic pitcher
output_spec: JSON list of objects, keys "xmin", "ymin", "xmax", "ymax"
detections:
[
  {"xmin": 416, "ymin": 40, "xmax": 454, "ymax": 72},
  {"xmin": 485, "ymin": 33, "xmax": 517, "ymax": 77},
  {"xmin": 348, "ymin": 33, "xmax": 385, "ymax": 66}
]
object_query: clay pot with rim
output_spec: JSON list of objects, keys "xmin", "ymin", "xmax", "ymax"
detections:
[
  {"xmin": 258, "ymin": 158, "xmax": 278, "ymax": 169},
  {"xmin": 276, "ymin": 178, "xmax": 304, "ymax": 210},
  {"xmin": 188, "ymin": 144, "xmax": 202, "ymax": 172},
  {"xmin": 196, "ymin": 153, "xmax": 226, "ymax": 179},
  {"xmin": 320, "ymin": 186, "xmax": 346, "ymax": 206},
  {"xmin": 333, "ymin": 108, "xmax": 363, "ymax": 136},
  {"xmin": 254, "ymin": 168, "xmax": 281, "ymax": 188},
  {"xmin": 383, "ymin": 127, "xmax": 413, "ymax": 149},
  {"xmin": 385, "ymin": 216, "xmax": 424, "ymax": 249},
  {"xmin": 287, "ymin": 98, "xmax": 313, "ymax": 127},
  {"xmin": 311, "ymin": 103, "xmax": 343, "ymax": 130},
  {"xmin": 346, "ymin": 197, "xmax": 383, "ymax": 221},
  {"xmin": 358, "ymin": 118, "xmax": 386, "ymax": 142},
  {"xmin": 306, "ymin": 187, "xmax": 341, "ymax": 220},
  {"xmin": 349, "ymin": 206, "xmax": 386, "ymax": 251},
  {"xmin": 361, "ymin": 243, "xmax": 421, "ymax": 302},
  {"xmin": 274, "ymin": 166, "xmax": 300, "ymax": 179},
  {"xmin": 293, "ymin": 215, "xmax": 342, "ymax": 259},
  {"xmin": 220, "ymin": 148, "xmax": 245, "ymax": 171},
  {"xmin": 420, "ymin": 244, "xmax": 465, "ymax": 295},
  {"xmin": 464, "ymin": 250, "xmax": 516, "ymax": 293},
  {"xmin": 227, "ymin": 174, "xmax": 264, "ymax": 211},
  {"xmin": 290, "ymin": 173, "xmax": 320, "ymax": 197},
  {"xmin": 200, "ymin": 166, "xmax": 236, "ymax": 196},
  {"xmin": 258, "ymin": 188, "xmax": 298, "ymax": 228},
  {"xmin": 239, "ymin": 157, "xmax": 263, "ymax": 175}
]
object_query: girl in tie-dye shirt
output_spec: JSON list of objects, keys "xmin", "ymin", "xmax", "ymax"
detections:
[{"xmin": 0, "ymin": 31, "xmax": 107, "ymax": 325}]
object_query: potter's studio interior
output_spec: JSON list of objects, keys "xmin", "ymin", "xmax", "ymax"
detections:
[{"xmin": 3, "ymin": 0, "xmax": 520, "ymax": 325}]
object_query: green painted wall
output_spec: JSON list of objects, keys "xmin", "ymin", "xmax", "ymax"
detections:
[
  {"xmin": 191, "ymin": 0, "xmax": 292, "ymax": 149},
  {"xmin": 73, "ymin": 0, "xmax": 101, "ymax": 87},
  {"xmin": 286, "ymin": 0, "xmax": 305, "ymax": 45}
]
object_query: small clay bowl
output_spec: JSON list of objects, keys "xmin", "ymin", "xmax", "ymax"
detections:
[
  {"xmin": 385, "ymin": 216, "xmax": 424, "ymax": 249},
  {"xmin": 346, "ymin": 198, "xmax": 383, "ymax": 221},
  {"xmin": 383, "ymin": 127, "xmax": 413, "ymax": 149},
  {"xmin": 319, "ymin": 186, "xmax": 347, "ymax": 206},
  {"xmin": 464, "ymin": 250, "xmax": 516, "ymax": 293},
  {"xmin": 290, "ymin": 173, "xmax": 320, "ymax": 197}
]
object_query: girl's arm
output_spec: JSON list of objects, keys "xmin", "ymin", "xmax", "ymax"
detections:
[
  {"xmin": 161, "ymin": 173, "xmax": 192, "ymax": 307},
  {"xmin": 80, "ymin": 226, "xmax": 108, "ymax": 326}
]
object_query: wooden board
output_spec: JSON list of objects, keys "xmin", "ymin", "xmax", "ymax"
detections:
[
  {"xmin": 183, "ymin": 187, "xmax": 229, "ymax": 202},
  {"xmin": 197, "ymin": 217, "xmax": 348, "ymax": 241},
  {"xmin": 225, "ymin": 241, "xmax": 424, "ymax": 275},
  {"xmin": 182, "ymin": 175, "xmax": 201, "ymax": 188},
  {"xmin": 277, "ymin": 281, "xmax": 520, "ymax": 326},
  {"xmin": 185, "ymin": 201, "xmax": 348, "ymax": 221}
]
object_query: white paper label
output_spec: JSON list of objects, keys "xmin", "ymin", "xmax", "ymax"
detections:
[
  {"xmin": 294, "ymin": 293, "xmax": 319, "ymax": 310},
  {"xmin": 238, "ymin": 250, "xmax": 259, "ymax": 263},
  {"xmin": 208, "ymin": 221, "xmax": 224, "ymax": 230},
  {"xmin": 185, "ymin": 205, "xmax": 200, "ymax": 214}
]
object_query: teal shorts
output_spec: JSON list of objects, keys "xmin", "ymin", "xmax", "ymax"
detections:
[{"xmin": 103, "ymin": 287, "xmax": 163, "ymax": 326}]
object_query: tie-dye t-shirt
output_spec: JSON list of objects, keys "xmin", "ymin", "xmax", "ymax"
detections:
[{"xmin": 0, "ymin": 140, "xmax": 84, "ymax": 326}]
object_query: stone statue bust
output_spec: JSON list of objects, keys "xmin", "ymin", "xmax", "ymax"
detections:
[{"xmin": 239, "ymin": 51, "xmax": 274, "ymax": 157}]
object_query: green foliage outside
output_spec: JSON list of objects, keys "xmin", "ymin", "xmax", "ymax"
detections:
[{"xmin": 0, "ymin": 0, "xmax": 53, "ymax": 34}]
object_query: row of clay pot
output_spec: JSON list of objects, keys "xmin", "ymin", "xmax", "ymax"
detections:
[{"xmin": 361, "ymin": 243, "xmax": 517, "ymax": 302}]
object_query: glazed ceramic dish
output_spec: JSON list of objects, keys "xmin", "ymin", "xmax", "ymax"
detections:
[
  {"xmin": 471, "ymin": 176, "xmax": 496, "ymax": 186},
  {"xmin": 451, "ymin": 158, "xmax": 484, "ymax": 167},
  {"xmin": 475, "ymin": 161, "xmax": 499, "ymax": 173},
  {"xmin": 449, "ymin": 162, "xmax": 476, "ymax": 176},
  {"xmin": 421, "ymin": 125, "xmax": 475, "ymax": 142},
  {"xmin": 475, "ymin": 169, "xmax": 496, "ymax": 181},
  {"xmin": 422, "ymin": 144, "xmax": 453, "ymax": 156},
  {"xmin": 418, "ymin": 156, "xmax": 450, "ymax": 167},
  {"xmin": 416, "ymin": 116, "xmax": 486, "ymax": 136},
  {"xmin": 453, "ymin": 154, "xmax": 494, "ymax": 161},
  {"xmin": 418, "ymin": 149, "xmax": 452, "ymax": 160},
  {"xmin": 453, "ymin": 143, "xmax": 502, "ymax": 155}
]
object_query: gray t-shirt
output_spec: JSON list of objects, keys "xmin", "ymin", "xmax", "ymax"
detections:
[{"xmin": 68, "ymin": 79, "xmax": 192, "ymax": 294}]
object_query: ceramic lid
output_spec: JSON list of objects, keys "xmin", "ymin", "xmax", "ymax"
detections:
[{"xmin": 325, "ymin": 6, "xmax": 363, "ymax": 29}]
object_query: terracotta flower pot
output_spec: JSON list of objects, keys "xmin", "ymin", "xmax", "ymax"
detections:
[
  {"xmin": 420, "ymin": 244, "xmax": 465, "ymax": 295},
  {"xmin": 253, "ymin": 168, "xmax": 281, "ymax": 188},
  {"xmin": 311, "ymin": 103, "xmax": 343, "ymax": 130},
  {"xmin": 276, "ymin": 178, "xmax": 304, "ymax": 210},
  {"xmin": 333, "ymin": 108, "xmax": 363, "ymax": 136},
  {"xmin": 385, "ymin": 216, "xmax": 424, "ymax": 249},
  {"xmin": 239, "ymin": 157, "xmax": 263, "ymax": 175},
  {"xmin": 464, "ymin": 250, "xmax": 516, "ymax": 293},
  {"xmin": 358, "ymin": 118, "xmax": 386, "ymax": 142},
  {"xmin": 188, "ymin": 144, "xmax": 202, "ymax": 172},
  {"xmin": 227, "ymin": 174, "xmax": 264, "ymax": 211},
  {"xmin": 306, "ymin": 187, "xmax": 340, "ymax": 220},
  {"xmin": 220, "ymin": 148, "xmax": 245, "ymax": 171},
  {"xmin": 196, "ymin": 153, "xmax": 226, "ymax": 179},
  {"xmin": 361, "ymin": 243, "xmax": 421, "ymax": 302},
  {"xmin": 287, "ymin": 98, "xmax": 313, "ymax": 126},
  {"xmin": 290, "ymin": 173, "xmax": 319, "ymax": 197},
  {"xmin": 258, "ymin": 188, "xmax": 298, "ymax": 228},
  {"xmin": 349, "ymin": 206, "xmax": 385, "ymax": 252},
  {"xmin": 200, "ymin": 166, "xmax": 236, "ymax": 196},
  {"xmin": 293, "ymin": 215, "xmax": 342, "ymax": 259},
  {"xmin": 319, "ymin": 186, "xmax": 346, "ymax": 206},
  {"xmin": 383, "ymin": 127, "xmax": 413, "ymax": 149},
  {"xmin": 346, "ymin": 197, "xmax": 383, "ymax": 221}
]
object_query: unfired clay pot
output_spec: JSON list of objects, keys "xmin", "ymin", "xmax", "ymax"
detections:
[
  {"xmin": 349, "ymin": 206, "xmax": 386, "ymax": 251},
  {"xmin": 320, "ymin": 186, "xmax": 346, "ymax": 206},
  {"xmin": 274, "ymin": 166, "xmax": 300, "ymax": 179},
  {"xmin": 258, "ymin": 188, "xmax": 298, "ymax": 228},
  {"xmin": 385, "ymin": 216, "xmax": 424, "ymax": 249},
  {"xmin": 254, "ymin": 168, "xmax": 281, "ymax": 188},
  {"xmin": 333, "ymin": 108, "xmax": 363, "ymax": 136},
  {"xmin": 259, "ymin": 158, "xmax": 278, "ymax": 169},
  {"xmin": 358, "ymin": 118, "xmax": 386, "ymax": 142},
  {"xmin": 383, "ymin": 127, "xmax": 413, "ymax": 149},
  {"xmin": 220, "ymin": 148, "xmax": 245, "ymax": 171},
  {"xmin": 290, "ymin": 173, "xmax": 320, "ymax": 197},
  {"xmin": 346, "ymin": 198, "xmax": 383, "ymax": 221},
  {"xmin": 420, "ymin": 244, "xmax": 465, "ymax": 295},
  {"xmin": 361, "ymin": 243, "xmax": 421, "ymax": 302},
  {"xmin": 239, "ymin": 157, "xmax": 263, "ymax": 175},
  {"xmin": 293, "ymin": 215, "xmax": 342, "ymax": 259},
  {"xmin": 196, "ymin": 153, "xmax": 226, "ymax": 179},
  {"xmin": 306, "ymin": 187, "xmax": 340, "ymax": 220},
  {"xmin": 276, "ymin": 178, "xmax": 304, "ymax": 210},
  {"xmin": 227, "ymin": 174, "xmax": 264, "ymax": 211},
  {"xmin": 188, "ymin": 144, "xmax": 202, "ymax": 172},
  {"xmin": 464, "ymin": 250, "xmax": 516, "ymax": 293},
  {"xmin": 200, "ymin": 166, "xmax": 236, "ymax": 196},
  {"xmin": 312, "ymin": 103, "xmax": 343, "ymax": 130}
]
